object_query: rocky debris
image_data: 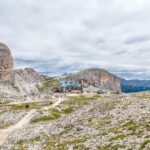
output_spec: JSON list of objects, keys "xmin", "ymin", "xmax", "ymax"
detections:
[
  {"xmin": 15, "ymin": 68, "xmax": 45, "ymax": 84},
  {"xmin": 0, "ymin": 110, "xmax": 28, "ymax": 129},
  {"xmin": 0, "ymin": 43, "xmax": 14, "ymax": 82},
  {"xmin": 65, "ymin": 68, "xmax": 121, "ymax": 92},
  {"xmin": 0, "ymin": 92, "xmax": 149, "ymax": 150},
  {"xmin": 0, "ymin": 68, "xmax": 47, "ymax": 99},
  {"xmin": 14, "ymin": 68, "xmax": 46, "ymax": 97}
]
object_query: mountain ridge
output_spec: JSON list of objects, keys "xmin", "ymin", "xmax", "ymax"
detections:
[
  {"xmin": 64, "ymin": 68, "xmax": 121, "ymax": 92},
  {"xmin": 121, "ymin": 79, "xmax": 150, "ymax": 93}
]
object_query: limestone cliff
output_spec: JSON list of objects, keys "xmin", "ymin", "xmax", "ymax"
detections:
[
  {"xmin": 66, "ymin": 68, "xmax": 121, "ymax": 92},
  {"xmin": 0, "ymin": 43, "xmax": 48, "ymax": 98},
  {"xmin": 0, "ymin": 43, "xmax": 14, "ymax": 81}
]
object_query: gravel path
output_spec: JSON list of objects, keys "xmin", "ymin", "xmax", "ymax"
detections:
[
  {"xmin": 0, "ymin": 97, "xmax": 64, "ymax": 146},
  {"xmin": 0, "ymin": 109, "xmax": 36, "ymax": 146}
]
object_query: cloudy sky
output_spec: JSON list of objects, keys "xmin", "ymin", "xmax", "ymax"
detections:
[{"xmin": 0, "ymin": 0, "xmax": 150, "ymax": 79}]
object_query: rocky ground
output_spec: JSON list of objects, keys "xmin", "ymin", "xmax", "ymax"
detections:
[{"xmin": 0, "ymin": 92, "xmax": 150, "ymax": 150}]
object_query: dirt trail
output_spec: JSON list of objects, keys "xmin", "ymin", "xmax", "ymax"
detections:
[
  {"xmin": 0, "ymin": 109, "xmax": 36, "ymax": 146},
  {"xmin": 42, "ymin": 97, "xmax": 64, "ymax": 110},
  {"xmin": 0, "ymin": 98, "xmax": 64, "ymax": 146}
]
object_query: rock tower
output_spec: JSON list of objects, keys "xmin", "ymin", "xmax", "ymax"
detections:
[{"xmin": 0, "ymin": 43, "xmax": 14, "ymax": 81}]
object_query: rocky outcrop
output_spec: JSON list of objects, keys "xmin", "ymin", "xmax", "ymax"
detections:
[
  {"xmin": 14, "ymin": 68, "xmax": 46, "ymax": 96},
  {"xmin": 0, "ymin": 43, "xmax": 47, "ymax": 98},
  {"xmin": 0, "ymin": 43, "xmax": 14, "ymax": 81},
  {"xmin": 66, "ymin": 68, "xmax": 121, "ymax": 92},
  {"xmin": 0, "ymin": 68, "xmax": 47, "ymax": 98},
  {"xmin": 15, "ymin": 68, "xmax": 45, "ymax": 85}
]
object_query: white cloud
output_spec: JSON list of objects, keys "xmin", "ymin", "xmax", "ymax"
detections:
[{"xmin": 0, "ymin": 0, "xmax": 150, "ymax": 79}]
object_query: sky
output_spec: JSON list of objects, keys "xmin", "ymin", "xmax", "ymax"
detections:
[{"xmin": 0, "ymin": 0, "xmax": 150, "ymax": 79}]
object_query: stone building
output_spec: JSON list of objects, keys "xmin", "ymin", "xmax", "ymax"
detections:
[
  {"xmin": 0, "ymin": 43, "xmax": 14, "ymax": 81},
  {"xmin": 59, "ymin": 80, "xmax": 82, "ymax": 92}
]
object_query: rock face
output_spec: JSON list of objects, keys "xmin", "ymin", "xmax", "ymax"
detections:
[
  {"xmin": 15, "ymin": 68, "xmax": 45, "ymax": 84},
  {"xmin": 14, "ymin": 68, "xmax": 46, "ymax": 96},
  {"xmin": 0, "ymin": 43, "xmax": 14, "ymax": 81},
  {"xmin": 0, "ymin": 43, "xmax": 47, "ymax": 98},
  {"xmin": 0, "ymin": 68, "xmax": 47, "ymax": 99},
  {"xmin": 66, "ymin": 68, "xmax": 121, "ymax": 92}
]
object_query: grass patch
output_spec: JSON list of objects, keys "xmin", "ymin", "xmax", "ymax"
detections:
[
  {"xmin": 122, "ymin": 120, "xmax": 135, "ymax": 127},
  {"xmin": 140, "ymin": 140, "xmax": 150, "ymax": 149},
  {"xmin": 62, "ymin": 94, "xmax": 101, "ymax": 108},
  {"xmin": 30, "ymin": 136, "xmax": 40, "ymax": 143},
  {"xmin": 37, "ymin": 77, "xmax": 59, "ymax": 92},
  {"xmin": 16, "ymin": 140, "xmax": 24, "ymax": 150},
  {"xmin": 87, "ymin": 116, "xmax": 111, "ymax": 128},
  {"xmin": 110, "ymin": 134, "xmax": 126, "ymax": 141},
  {"xmin": 65, "ymin": 137, "xmax": 87, "ymax": 144},
  {"xmin": 98, "ymin": 144, "xmax": 126, "ymax": 150},
  {"xmin": 63, "ymin": 106, "xmax": 74, "ymax": 114},
  {"xmin": 10, "ymin": 102, "xmax": 39, "ymax": 110},
  {"xmin": 9, "ymin": 100, "xmax": 53, "ymax": 110},
  {"xmin": 31, "ymin": 108, "xmax": 61, "ymax": 123},
  {"xmin": 127, "ymin": 123, "xmax": 138, "ymax": 132},
  {"xmin": 44, "ymin": 137, "xmax": 87, "ymax": 150}
]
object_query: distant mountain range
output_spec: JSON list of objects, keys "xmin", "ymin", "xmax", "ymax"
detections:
[{"xmin": 121, "ymin": 79, "xmax": 150, "ymax": 93}]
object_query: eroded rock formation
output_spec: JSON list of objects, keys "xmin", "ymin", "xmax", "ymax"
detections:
[
  {"xmin": 66, "ymin": 68, "xmax": 121, "ymax": 92},
  {"xmin": 0, "ymin": 43, "xmax": 47, "ymax": 98},
  {"xmin": 0, "ymin": 43, "xmax": 14, "ymax": 81}
]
